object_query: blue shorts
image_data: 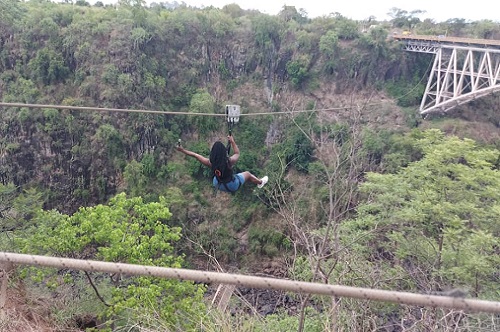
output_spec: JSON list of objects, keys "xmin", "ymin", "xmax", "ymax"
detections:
[{"xmin": 213, "ymin": 173, "xmax": 245, "ymax": 192}]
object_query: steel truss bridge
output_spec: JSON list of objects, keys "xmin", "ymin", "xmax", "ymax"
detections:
[{"xmin": 393, "ymin": 35, "xmax": 500, "ymax": 115}]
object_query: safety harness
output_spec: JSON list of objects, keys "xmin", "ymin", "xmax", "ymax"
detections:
[{"xmin": 214, "ymin": 171, "xmax": 242, "ymax": 194}]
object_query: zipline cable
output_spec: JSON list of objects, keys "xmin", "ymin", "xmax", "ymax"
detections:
[
  {"xmin": 0, "ymin": 102, "xmax": 227, "ymax": 117},
  {"xmin": 1, "ymin": 252, "xmax": 499, "ymax": 314},
  {"xmin": 0, "ymin": 102, "xmax": 352, "ymax": 117}
]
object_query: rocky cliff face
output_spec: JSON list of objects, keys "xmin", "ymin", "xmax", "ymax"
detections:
[{"xmin": 2, "ymin": 4, "xmax": 498, "ymax": 215}]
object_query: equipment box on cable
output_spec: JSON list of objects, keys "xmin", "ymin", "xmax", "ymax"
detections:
[{"xmin": 225, "ymin": 105, "xmax": 240, "ymax": 124}]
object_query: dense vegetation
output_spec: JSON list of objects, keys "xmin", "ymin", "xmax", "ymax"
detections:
[{"xmin": 1, "ymin": 0, "xmax": 499, "ymax": 331}]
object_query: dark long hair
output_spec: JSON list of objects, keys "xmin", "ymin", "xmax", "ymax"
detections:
[{"xmin": 209, "ymin": 141, "xmax": 233, "ymax": 182}]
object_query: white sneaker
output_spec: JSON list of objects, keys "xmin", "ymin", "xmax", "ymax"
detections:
[{"xmin": 257, "ymin": 176, "xmax": 268, "ymax": 188}]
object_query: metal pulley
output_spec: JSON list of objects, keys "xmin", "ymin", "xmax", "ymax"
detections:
[
  {"xmin": 225, "ymin": 105, "xmax": 241, "ymax": 154},
  {"xmin": 225, "ymin": 105, "xmax": 240, "ymax": 126}
]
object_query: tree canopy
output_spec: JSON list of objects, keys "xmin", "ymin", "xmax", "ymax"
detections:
[
  {"xmin": 342, "ymin": 129, "xmax": 499, "ymax": 297},
  {"xmin": 16, "ymin": 193, "xmax": 206, "ymax": 330}
]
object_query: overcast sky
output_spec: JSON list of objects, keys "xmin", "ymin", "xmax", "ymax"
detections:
[{"xmin": 178, "ymin": 0, "xmax": 499, "ymax": 22}]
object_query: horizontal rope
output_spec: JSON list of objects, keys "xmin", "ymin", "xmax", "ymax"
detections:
[
  {"xmin": 0, "ymin": 102, "xmax": 348, "ymax": 117},
  {"xmin": 0, "ymin": 102, "xmax": 226, "ymax": 116},
  {"xmin": 1, "ymin": 252, "xmax": 499, "ymax": 313}
]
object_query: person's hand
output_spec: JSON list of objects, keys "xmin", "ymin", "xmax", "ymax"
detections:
[
  {"xmin": 227, "ymin": 135, "xmax": 235, "ymax": 144},
  {"xmin": 176, "ymin": 145, "xmax": 184, "ymax": 152}
]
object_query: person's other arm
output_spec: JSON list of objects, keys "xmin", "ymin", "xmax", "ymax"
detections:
[
  {"xmin": 177, "ymin": 146, "xmax": 211, "ymax": 167},
  {"xmin": 228, "ymin": 135, "xmax": 240, "ymax": 166}
]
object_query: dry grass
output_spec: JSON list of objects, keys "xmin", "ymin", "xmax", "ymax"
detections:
[{"xmin": 1, "ymin": 282, "xmax": 61, "ymax": 332}]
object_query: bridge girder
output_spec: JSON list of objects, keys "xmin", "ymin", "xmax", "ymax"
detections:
[{"xmin": 399, "ymin": 39, "xmax": 500, "ymax": 115}]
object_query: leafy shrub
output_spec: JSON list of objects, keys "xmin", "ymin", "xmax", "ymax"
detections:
[{"xmin": 17, "ymin": 193, "xmax": 207, "ymax": 330}]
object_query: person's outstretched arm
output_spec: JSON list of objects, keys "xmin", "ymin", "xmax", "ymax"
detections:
[
  {"xmin": 177, "ymin": 146, "xmax": 211, "ymax": 168},
  {"xmin": 227, "ymin": 135, "xmax": 240, "ymax": 166}
]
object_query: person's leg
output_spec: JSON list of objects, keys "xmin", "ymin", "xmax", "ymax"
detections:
[{"xmin": 241, "ymin": 171, "xmax": 267, "ymax": 187}]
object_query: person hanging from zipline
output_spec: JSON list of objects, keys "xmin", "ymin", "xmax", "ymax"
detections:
[{"xmin": 176, "ymin": 135, "xmax": 268, "ymax": 193}]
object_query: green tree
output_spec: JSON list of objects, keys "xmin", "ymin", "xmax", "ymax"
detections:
[
  {"xmin": 286, "ymin": 57, "xmax": 309, "ymax": 89},
  {"xmin": 471, "ymin": 19, "xmax": 498, "ymax": 39},
  {"xmin": 288, "ymin": 129, "xmax": 500, "ymax": 330},
  {"xmin": 319, "ymin": 30, "xmax": 338, "ymax": 73},
  {"xmin": 0, "ymin": 185, "xmax": 44, "ymax": 259},
  {"xmin": 0, "ymin": 0, "xmax": 23, "ymax": 41},
  {"xmin": 3, "ymin": 77, "xmax": 40, "ymax": 103},
  {"xmin": 28, "ymin": 48, "xmax": 69, "ymax": 84},
  {"xmin": 17, "ymin": 193, "xmax": 206, "ymax": 330},
  {"xmin": 123, "ymin": 159, "xmax": 147, "ymax": 197},
  {"xmin": 443, "ymin": 18, "xmax": 468, "ymax": 37},
  {"xmin": 388, "ymin": 8, "xmax": 424, "ymax": 30},
  {"xmin": 252, "ymin": 13, "xmax": 283, "ymax": 49},
  {"xmin": 0, "ymin": 183, "xmax": 19, "ymax": 235},
  {"xmin": 75, "ymin": 0, "xmax": 90, "ymax": 6},
  {"xmin": 345, "ymin": 129, "xmax": 500, "ymax": 297},
  {"xmin": 278, "ymin": 5, "xmax": 308, "ymax": 24},
  {"xmin": 319, "ymin": 30, "xmax": 338, "ymax": 58},
  {"xmin": 93, "ymin": 123, "xmax": 125, "ymax": 159},
  {"xmin": 334, "ymin": 17, "xmax": 359, "ymax": 40},
  {"xmin": 189, "ymin": 89, "xmax": 218, "ymax": 136}
]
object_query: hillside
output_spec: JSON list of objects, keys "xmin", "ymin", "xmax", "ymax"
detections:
[{"xmin": 1, "ymin": 1, "xmax": 499, "ymax": 331}]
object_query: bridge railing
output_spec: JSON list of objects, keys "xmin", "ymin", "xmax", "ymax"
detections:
[
  {"xmin": 1, "ymin": 252, "xmax": 500, "ymax": 315},
  {"xmin": 393, "ymin": 34, "xmax": 500, "ymax": 47}
]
